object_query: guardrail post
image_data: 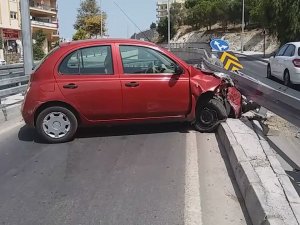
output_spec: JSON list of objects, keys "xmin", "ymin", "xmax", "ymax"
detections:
[{"xmin": 0, "ymin": 98, "xmax": 8, "ymax": 121}]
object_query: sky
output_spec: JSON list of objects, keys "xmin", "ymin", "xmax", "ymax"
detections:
[{"xmin": 57, "ymin": 0, "xmax": 157, "ymax": 40}]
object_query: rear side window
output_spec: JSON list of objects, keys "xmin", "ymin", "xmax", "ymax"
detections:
[
  {"xmin": 59, "ymin": 45, "xmax": 113, "ymax": 75},
  {"xmin": 283, "ymin": 45, "xmax": 296, "ymax": 57},
  {"xmin": 298, "ymin": 47, "xmax": 300, "ymax": 56},
  {"xmin": 34, "ymin": 46, "xmax": 59, "ymax": 72}
]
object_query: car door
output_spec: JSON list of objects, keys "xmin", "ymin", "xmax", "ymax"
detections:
[
  {"xmin": 117, "ymin": 45, "xmax": 190, "ymax": 119},
  {"xmin": 55, "ymin": 44, "xmax": 123, "ymax": 121},
  {"xmin": 281, "ymin": 44, "xmax": 296, "ymax": 75},
  {"xmin": 273, "ymin": 44, "xmax": 288, "ymax": 78}
]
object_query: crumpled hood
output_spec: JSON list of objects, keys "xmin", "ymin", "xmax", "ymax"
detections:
[{"xmin": 189, "ymin": 66, "xmax": 222, "ymax": 96}]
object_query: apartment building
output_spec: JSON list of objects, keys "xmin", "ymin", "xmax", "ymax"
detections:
[
  {"xmin": 30, "ymin": 0, "xmax": 59, "ymax": 53},
  {"xmin": 156, "ymin": 0, "xmax": 185, "ymax": 22},
  {"xmin": 0, "ymin": 0, "xmax": 59, "ymax": 63},
  {"xmin": 0, "ymin": 0, "xmax": 21, "ymax": 61}
]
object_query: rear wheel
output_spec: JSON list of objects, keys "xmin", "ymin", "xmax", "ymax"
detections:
[
  {"xmin": 284, "ymin": 70, "xmax": 292, "ymax": 87},
  {"xmin": 36, "ymin": 106, "xmax": 78, "ymax": 143},
  {"xmin": 194, "ymin": 98, "xmax": 227, "ymax": 133}
]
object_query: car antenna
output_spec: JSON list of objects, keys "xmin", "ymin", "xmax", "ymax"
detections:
[{"xmin": 113, "ymin": 1, "xmax": 151, "ymax": 42}]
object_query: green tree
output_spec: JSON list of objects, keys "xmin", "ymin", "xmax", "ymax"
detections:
[
  {"xmin": 74, "ymin": 0, "xmax": 107, "ymax": 39},
  {"xmin": 150, "ymin": 22, "xmax": 157, "ymax": 29},
  {"xmin": 73, "ymin": 28, "xmax": 88, "ymax": 40},
  {"xmin": 157, "ymin": 17, "xmax": 176, "ymax": 42},
  {"xmin": 32, "ymin": 30, "xmax": 46, "ymax": 60}
]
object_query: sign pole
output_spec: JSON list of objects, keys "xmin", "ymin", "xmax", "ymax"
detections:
[
  {"xmin": 167, "ymin": 0, "xmax": 170, "ymax": 51},
  {"xmin": 20, "ymin": 0, "xmax": 33, "ymax": 76},
  {"xmin": 241, "ymin": 0, "xmax": 245, "ymax": 53}
]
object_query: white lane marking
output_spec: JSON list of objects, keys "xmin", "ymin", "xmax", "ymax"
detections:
[
  {"xmin": 0, "ymin": 121, "xmax": 24, "ymax": 136},
  {"xmin": 185, "ymin": 131, "xmax": 203, "ymax": 225}
]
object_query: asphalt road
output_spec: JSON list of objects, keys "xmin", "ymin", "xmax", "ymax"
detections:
[
  {"xmin": 0, "ymin": 118, "xmax": 251, "ymax": 225},
  {"xmin": 237, "ymin": 55, "xmax": 300, "ymax": 99}
]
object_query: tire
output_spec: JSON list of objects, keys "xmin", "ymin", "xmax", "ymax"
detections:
[
  {"xmin": 36, "ymin": 106, "xmax": 78, "ymax": 143},
  {"xmin": 194, "ymin": 98, "xmax": 227, "ymax": 133},
  {"xmin": 267, "ymin": 64, "xmax": 273, "ymax": 79},
  {"xmin": 284, "ymin": 70, "xmax": 292, "ymax": 87}
]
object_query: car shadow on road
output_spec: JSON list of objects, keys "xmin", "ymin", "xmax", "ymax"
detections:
[
  {"xmin": 76, "ymin": 122, "xmax": 192, "ymax": 139},
  {"xmin": 18, "ymin": 122, "xmax": 192, "ymax": 143}
]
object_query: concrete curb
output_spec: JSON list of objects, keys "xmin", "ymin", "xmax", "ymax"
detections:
[{"xmin": 217, "ymin": 118, "xmax": 300, "ymax": 225}]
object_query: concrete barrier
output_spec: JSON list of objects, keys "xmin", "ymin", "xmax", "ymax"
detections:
[{"xmin": 217, "ymin": 118, "xmax": 300, "ymax": 225}]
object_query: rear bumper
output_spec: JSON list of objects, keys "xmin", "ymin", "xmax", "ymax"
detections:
[
  {"xmin": 291, "ymin": 68, "xmax": 300, "ymax": 84},
  {"xmin": 21, "ymin": 100, "xmax": 43, "ymax": 127}
]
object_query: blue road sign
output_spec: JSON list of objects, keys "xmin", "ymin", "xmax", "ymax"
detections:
[{"xmin": 210, "ymin": 39, "xmax": 230, "ymax": 52}]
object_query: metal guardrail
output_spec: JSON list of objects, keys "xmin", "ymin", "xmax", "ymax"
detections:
[
  {"xmin": 171, "ymin": 47, "xmax": 300, "ymax": 128},
  {"xmin": 0, "ymin": 64, "xmax": 28, "ymax": 111}
]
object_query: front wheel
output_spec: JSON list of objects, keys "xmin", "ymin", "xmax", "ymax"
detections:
[
  {"xmin": 194, "ymin": 98, "xmax": 227, "ymax": 133},
  {"xmin": 267, "ymin": 64, "xmax": 273, "ymax": 79},
  {"xmin": 36, "ymin": 106, "xmax": 78, "ymax": 143}
]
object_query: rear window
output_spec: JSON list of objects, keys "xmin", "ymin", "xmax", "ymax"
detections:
[{"xmin": 33, "ymin": 46, "xmax": 60, "ymax": 72}]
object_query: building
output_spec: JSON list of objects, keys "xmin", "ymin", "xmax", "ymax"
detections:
[
  {"xmin": 0, "ymin": 0, "xmax": 22, "ymax": 62},
  {"xmin": 0, "ymin": 0, "xmax": 59, "ymax": 63},
  {"xmin": 30, "ymin": 0, "xmax": 59, "ymax": 53},
  {"xmin": 156, "ymin": 0, "xmax": 185, "ymax": 22}
]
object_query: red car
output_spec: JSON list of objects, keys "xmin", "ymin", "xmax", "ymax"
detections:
[{"xmin": 21, "ymin": 39, "xmax": 243, "ymax": 143}]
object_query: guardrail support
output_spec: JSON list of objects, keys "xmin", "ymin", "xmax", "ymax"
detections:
[{"xmin": 20, "ymin": 0, "xmax": 34, "ymax": 77}]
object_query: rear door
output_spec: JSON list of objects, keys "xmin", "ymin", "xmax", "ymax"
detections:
[
  {"xmin": 55, "ymin": 44, "xmax": 123, "ymax": 121},
  {"xmin": 117, "ymin": 45, "xmax": 190, "ymax": 119}
]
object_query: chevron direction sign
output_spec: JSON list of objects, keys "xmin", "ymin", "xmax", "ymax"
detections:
[{"xmin": 219, "ymin": 52, "xmax": 244, "ymax": 71}]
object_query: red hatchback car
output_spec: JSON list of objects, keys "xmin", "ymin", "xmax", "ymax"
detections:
[{"xmin": 22, "ymin": 39, "xmax": 243, "ymax": 143}]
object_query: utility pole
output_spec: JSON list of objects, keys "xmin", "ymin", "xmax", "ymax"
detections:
[
  {"xmin": 241, "ymin": 0, "xmax": 245, "ymax": 53},
  {"xmin": 167, "ymin": 0, "xmax": 171, "ymax": 51},
  {"xmin": 100, "ymin": 0, "xmax": 103, "ymax": 37},
  {"xmin": 20, "ymin": 0, "xmax": 33, "ymax": 76}
]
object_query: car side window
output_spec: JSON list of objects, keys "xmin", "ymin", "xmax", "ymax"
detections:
[
  {"xmin": 283, "ymin": 45, "xmax": 296, "ymax": 57},
  {"xmin": 276, "ymin": 45, "xmax": 288, "ymax": 56},
  {"xmin": 298, "ymin": 47, "xmax": 300, "ymax": 56},
  {"xmin": 119, "ymin": 45, "xmax": 177, "ymax": 75},
  {"xmin": 59, "ymin": 46, "xmax": 113, "ymax": 75}
]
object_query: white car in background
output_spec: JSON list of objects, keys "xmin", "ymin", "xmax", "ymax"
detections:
[
  {"xmin": 267, "ymin": 42, "xmax": 300, "ymax": 86},
  {"xmin": 0, "ymin": 58, "xmax": 6, "ymax": 66}
]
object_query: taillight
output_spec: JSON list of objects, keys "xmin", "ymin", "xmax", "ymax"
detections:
[{"xmin": 293, "ymin": 59, "xmax": 300, "ymax": 68}]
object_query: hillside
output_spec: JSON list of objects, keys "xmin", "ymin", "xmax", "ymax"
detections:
[{"xmin": 171, "ymin": 26, "xmax": 280, "ymax": 54}]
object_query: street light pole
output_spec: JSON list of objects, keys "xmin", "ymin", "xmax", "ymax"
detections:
[
  {"xmin": 167, "ymin": 0, "xmax": 170, "ymax": 51},
  {"xmin": 241, "ymin": 0, "xmax": 245, "ymax": 53},
  {"xmin": 20, "ymin": 0, "xmax": 33, "ymax": 76}
]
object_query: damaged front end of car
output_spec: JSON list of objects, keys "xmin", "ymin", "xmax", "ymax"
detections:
[{"xmin": 189, "ymin": 65, "xmax": 259, "ymax": 132}]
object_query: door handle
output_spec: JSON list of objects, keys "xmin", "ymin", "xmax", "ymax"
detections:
[
  {"xmin": 63, "ymin": 83, "xmax": 78, "ymax": 89},
  {"xmin": 125, "ymin": 82, "xmax": 139, "ymax": 87}
]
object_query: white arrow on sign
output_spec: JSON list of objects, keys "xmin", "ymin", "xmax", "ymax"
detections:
[{"xmin": 214, "ymin": 41, "xmax": 228, "ymax": 51}]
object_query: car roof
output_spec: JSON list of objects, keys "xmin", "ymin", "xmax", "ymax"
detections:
[
  {"xmin": 286, "ymin": 42, "xmax": 300, "ymax": 47},
  {"xmin": 59, "ymin": 38, "xmax": 157, "ymax": 48}
]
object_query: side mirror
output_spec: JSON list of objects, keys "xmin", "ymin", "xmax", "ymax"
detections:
[{"xmin": 174, "ymin": 65, "xmax": 184, "ymax": 75}]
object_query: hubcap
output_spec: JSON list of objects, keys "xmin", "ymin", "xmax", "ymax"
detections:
[
  {"xmin": 199, "ymin": 108, "xmax": 218, "ymax": 126},
  {"xmin": 42, "ymin": 112, "xmax": 71, "ymax": 139}
]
